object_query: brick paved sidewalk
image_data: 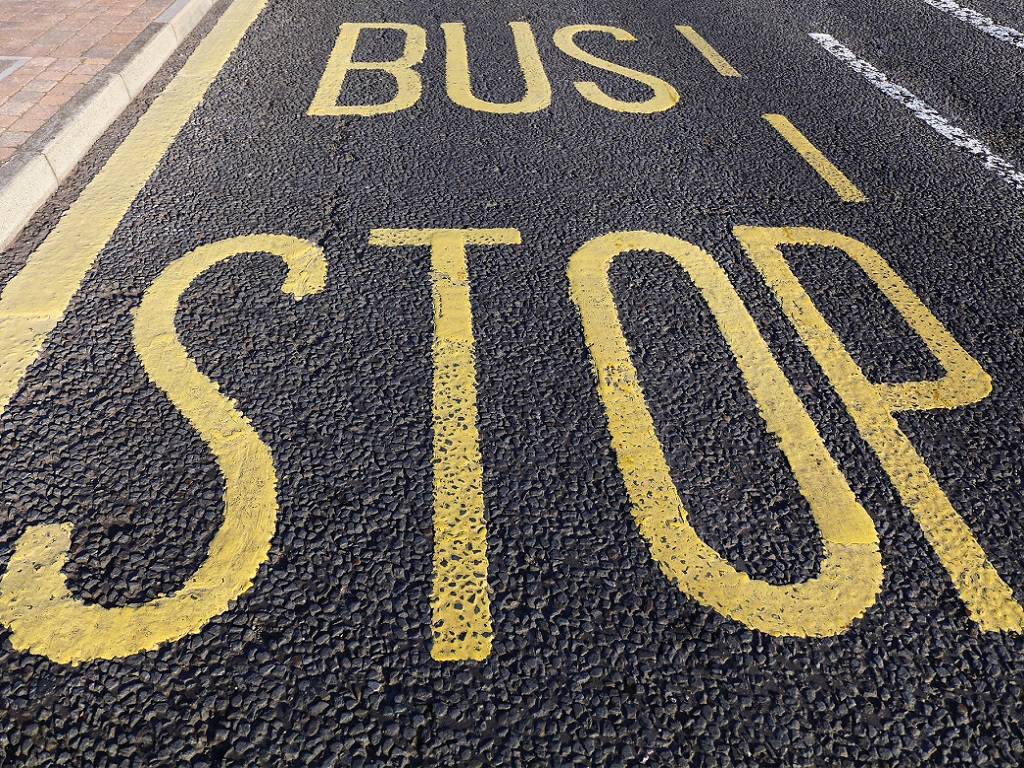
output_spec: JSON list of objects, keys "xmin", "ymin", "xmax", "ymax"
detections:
[{"xmin": 0, "ymin": 0, "xmax": 174, "ymax": 165}]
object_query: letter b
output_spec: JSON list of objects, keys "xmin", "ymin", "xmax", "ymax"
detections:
[{"xmin": 309, "ymin": 23, "xmax": 427, "ymax": 116}]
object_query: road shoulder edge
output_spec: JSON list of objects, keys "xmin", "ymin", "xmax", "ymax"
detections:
[{"xmin": 0, "ymin": 0, "xmax": 218, "ymax": 252}]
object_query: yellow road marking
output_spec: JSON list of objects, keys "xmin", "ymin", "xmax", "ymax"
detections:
[
  {"xmin": 370, "ymin": 228, "xmax": 520, "ymax": 661},
  {"xmin": 675, "ymin": 25, "xmax": 742, "ymax": 77},
  {"xmin": 0, "ymin": 235, "xmax": 327, "ymax": 664},
  {"xmin": 763, "ymin": 114, "xmax": 868, "ymax": 202},
  {"xmin": 552, "ymin": 25, "xmax": 679, "ymax": 114},
  {"xmin": 0, "ymin": 0, "xmax": 269, "ymax": 417},
  {"xmin": 443, "ymin": 22, "xmax": 552, "ymax": 114},
  {"xmin": 568, "ymin": 230, "xmax": 882, "ymax": 636},
  {"xmin": 308, "ymin": 23, "xmax": 427, "ymax": 116},
  {"xmin": 735, "ymin": 226, "xmax": 1024, "ymax": 631}
]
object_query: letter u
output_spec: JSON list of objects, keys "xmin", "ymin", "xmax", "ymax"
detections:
[{"xmin": 442, "ymin": 22, "xmax": 552, "ymax": 113}]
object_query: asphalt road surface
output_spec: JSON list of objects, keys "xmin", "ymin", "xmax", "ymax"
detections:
[{"xmin": 2, "ymin": 0, "xmax": 1024, "ymax": 765}]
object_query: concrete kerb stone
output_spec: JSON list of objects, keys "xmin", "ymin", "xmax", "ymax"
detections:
[
  {"xmin": 161, "ymin": 0, "xmax": 217, "ymax": 42},
  {"xmin": 32, "ymin": 74, "xmax": 133, "ymax": 180},
  {"xmin": 0, "ymin": 0, "xmax": 218, "ymax": 252},
  {"xmin": 115, "ymin": 24, "xmax": 181, "ymax": 100},
  {"xmin": 0, "ymin": 153, "xmax": 59, "ymax": 250}
]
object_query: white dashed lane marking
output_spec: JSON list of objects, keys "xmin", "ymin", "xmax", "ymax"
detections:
[
  {"xmin": 922, "ymin": 0, "xmax": 1024, "ymax": 50},
  {"xmin": 810, "ymin": 32, "xmax": 1024, "ymax": 194}
]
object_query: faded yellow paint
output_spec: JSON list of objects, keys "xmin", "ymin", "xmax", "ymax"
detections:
[
  {"xmin": 568, "ymin": 230, "xmax": 882, "ymax": 636},
  {"xmin": 675, "ymin": 25, "xmax": 742, "ymax": 78},
  {"xmin": 308, "ymin": 23, "xmax": 427, "ymax": 116},
  {"xmin": 369, "ymin": 228, "xmax": 520, "ymax": 661},
  {"xmin": 0, "ymin": 0, "xmax": 269, "ymax": 418},
  {"xmin": 552, "ymin": 25, "xmax": 679, "ymax": 114},
  {"xmin": 734, "ymin": 225, "xmax": 1024, "ymax": 631},
  {"xmin": 763, "ymin": 114, "xmax": 868, "ymax": 203},
  {"xmin": 443, "ymin": 22, "xmax": 552, "ymax": 114},
  {"xmin": 0, "ymin": 235, "xmax": 327, "ymax": 664}
]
